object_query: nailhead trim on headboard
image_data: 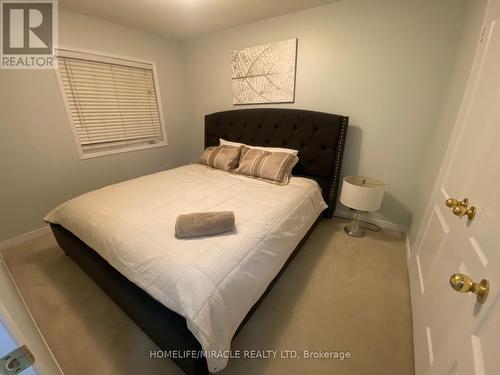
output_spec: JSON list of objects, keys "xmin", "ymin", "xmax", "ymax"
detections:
[{"xmin": 325, "ymin": 116, "xmax": 348, "ymax": 218}]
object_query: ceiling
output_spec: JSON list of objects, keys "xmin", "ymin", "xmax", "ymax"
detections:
[{"xmin": 59, "ymin": 0, "xmax": 339, "ymax": 40}]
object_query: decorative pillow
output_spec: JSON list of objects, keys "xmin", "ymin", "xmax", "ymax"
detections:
[
  {"xmin": 198, "ymin": 145, "xmax": 242, "ymax": 171},
  {"xmin": 219, "ymin": 138, "xmax": 299, "ymax": 156},
  {"xmin": 234, "ymin": 146, "xmax": 299, "ymax": 185}
]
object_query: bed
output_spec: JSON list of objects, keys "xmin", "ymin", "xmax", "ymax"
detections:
[{"xmin": 47, "ymin": 108, "xmax": 348, "ymax": 374}]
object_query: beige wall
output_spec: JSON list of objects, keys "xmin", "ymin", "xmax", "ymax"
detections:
[
  {"xmin": 408, "ymin": 0, "xmax": 487, "ymax": 243},
  {"xmin": 183, "ymin": 0, "xmax": 472, "ymax": 227},
  {"xmin": 0, "ymin": 11, "xmax": 191, "ymax": 242}
]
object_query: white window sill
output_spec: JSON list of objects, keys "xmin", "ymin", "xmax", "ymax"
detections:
[{"xmin": 79, "ymin": 141, "xmax": 168, "ymax": 160}]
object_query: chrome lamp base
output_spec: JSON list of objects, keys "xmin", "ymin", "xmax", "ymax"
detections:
[{"xmin": 344, "ymin": 210, "xmax": 365, "ymax": 238}]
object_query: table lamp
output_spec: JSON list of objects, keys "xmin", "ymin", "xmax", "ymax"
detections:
[{"xmin": 340, "ymin": 176, "xmax": 385, "ymax": 237}]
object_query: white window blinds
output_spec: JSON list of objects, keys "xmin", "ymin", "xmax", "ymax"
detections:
[{"xmin": 56, "ymin": 49, "xmax": 166, "ymax": 157}]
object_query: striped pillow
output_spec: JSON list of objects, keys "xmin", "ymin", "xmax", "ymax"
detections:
[
  {"xmin": 234, "ymin": 146, "xmax": 299, "ymax": 185},
  {"xmin": 198, "ymin": 145, "xmax": 242, "ymax": 171}
]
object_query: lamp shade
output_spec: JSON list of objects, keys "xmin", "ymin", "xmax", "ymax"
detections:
[{"xmin": 340, "ymin": 176, "xmax": 385, "ymax": 212}]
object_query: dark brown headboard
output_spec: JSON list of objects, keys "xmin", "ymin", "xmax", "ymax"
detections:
[{"xmin": 205, "ymin": 108, "xmax": 348, "ymax": 217}]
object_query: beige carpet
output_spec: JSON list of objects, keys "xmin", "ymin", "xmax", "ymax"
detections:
[{"xmin": 3, "ymin": 218, "xmax": 414, "ymax": 375}]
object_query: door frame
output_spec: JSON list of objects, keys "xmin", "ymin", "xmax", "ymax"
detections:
[{"xmin": 0, "ymin": 256, "xmax": 63, "ymax": 375}]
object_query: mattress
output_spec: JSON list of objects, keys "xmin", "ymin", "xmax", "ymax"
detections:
[{"xmin": 44, "ymin": 164, "xmax": 327, "ymax": 372}]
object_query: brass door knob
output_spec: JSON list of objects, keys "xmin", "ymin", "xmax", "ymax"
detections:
[
  {"xmin": 450, "ymin": 273, "xmax": 489, "ymax": 303},
  {"xmin": 445, "ymin": 198, "xmax": 476, "ymax": 220}
]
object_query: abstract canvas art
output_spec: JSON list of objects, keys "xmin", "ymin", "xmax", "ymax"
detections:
[{"xmin": 231, "ymin": 39, "xmax": 297, "ymax": 105}]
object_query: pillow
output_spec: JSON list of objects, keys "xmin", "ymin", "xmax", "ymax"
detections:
[
  {"xmin": 219, "ymin": 138, "xmax": 299, "ymax": 156},
  {"xmin": 198, "ymin": 145, "xmax": 241, "ymax": 171},
  {"xmin": 234, "ymin": 146, "xmax": 299, "ymax": 185}
]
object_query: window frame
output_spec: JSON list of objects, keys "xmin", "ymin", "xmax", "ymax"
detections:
[{"xmin": 54, "ymin": 46, "xmax": 168, "ymax": 160}]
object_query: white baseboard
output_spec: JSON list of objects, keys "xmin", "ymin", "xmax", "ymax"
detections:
[
  {"xmin": 0, "ymin": 226, "xmax": 51, "ymax": 253},
  {"xmin": 334, "ymin": 209, "xmax": 407, "ymax": 233}
]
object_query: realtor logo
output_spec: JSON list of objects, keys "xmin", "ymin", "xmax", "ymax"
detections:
[{"xmin": 1, "ymin": 0, "xmax": 57, "ymax": 69}]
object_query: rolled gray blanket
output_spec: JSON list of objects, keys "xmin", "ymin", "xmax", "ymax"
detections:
[{"xmin": 175, "ymin": 211, "xmax": 235, "ymax": 238}]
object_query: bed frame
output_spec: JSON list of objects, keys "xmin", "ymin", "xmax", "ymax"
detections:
[{"xmin": 51, "ymin": 108, "xmax": 348, "ymax": 374}]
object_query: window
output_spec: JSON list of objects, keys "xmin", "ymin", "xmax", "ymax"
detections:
[{"xmin": 56, "ymin": 48, "xmax": 167, "ymax": 158}]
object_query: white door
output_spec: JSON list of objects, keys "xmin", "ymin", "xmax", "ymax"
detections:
[{"xmin": 409, "ymin": 0, "xmax": 500, "ymax": 374}]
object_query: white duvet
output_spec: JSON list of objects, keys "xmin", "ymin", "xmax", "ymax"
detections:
[{"xmin": 44, "ymin": 164, "xmax": 327, "ymax": 372}]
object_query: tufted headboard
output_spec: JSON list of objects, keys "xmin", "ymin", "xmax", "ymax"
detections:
[{"xmin": 204, "ymin": 108, "xmax": 349, "ymax": 218}]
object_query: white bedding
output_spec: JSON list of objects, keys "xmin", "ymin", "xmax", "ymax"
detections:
[{"xmin": 44, "ymin": 164, "xmax": 327, "ymax": 372}]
